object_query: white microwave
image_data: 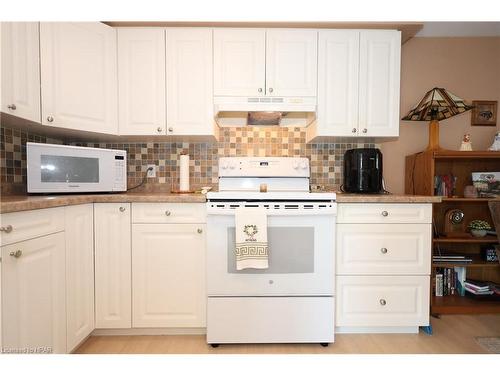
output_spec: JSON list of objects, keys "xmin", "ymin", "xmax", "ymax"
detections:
[{"xmin": 27, "ymin": 142, "xmax": 127, "ymax": 193}]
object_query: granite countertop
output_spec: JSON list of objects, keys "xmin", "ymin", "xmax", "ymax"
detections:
[
  {"xmin": 0, "ymin": 191, "xmax": 442, "ymax": 214},
  {"xmin": 335, "ymin": 193, "xmax": 442, "ymax": 203},
  {"xmin": 0, "ymin": 192, "xmax": 206, "ymax": 214}
]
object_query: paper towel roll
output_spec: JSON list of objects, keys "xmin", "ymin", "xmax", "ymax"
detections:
[{"xmin": 179, "ymin": 154, "xmax": 190, "ymax": 192}]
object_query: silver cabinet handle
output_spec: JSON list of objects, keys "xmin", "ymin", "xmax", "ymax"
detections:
[
  {"xmin": 157, "ymin": 127, "xmax": 163, "ymax": 133},
  {"xmin": 352, "ymin": 128, "xmax": 357, "ymax": 133},
  {"xmin": 168, "ymin": 127, "xmax": 173, "ymax": 133},
  {"xmin": 381, "ymin": 247, "xmax": 388, "ymax": 254},
  {"xmin": 258, "ymin": 88, "xmax": 263, "ymax": 93},
  {"xmin": 10, "ymin": 250, "xmax": 22, "ymax": 258},
  {"xmin": 7, "ymin": 104, "xmax": 16, "ymax": 110},
  {"xmin": 362, "ymin": 128, "xmax": 367, "ymax": 133},
  {"xmin": 269, "ymin": 88, "xmax": 274, "ymax": 93},
  {"xmin": 165, "ymin": 211, "xmax": 171, "ymax": 216},
  {"xmin": 119, "ymin": 206, "xmax": 126, "ymax": 212},
  {"xmin": 380, "ymin": 299, "xmax": 387, "ymax": 306},
  {"xmin": 381, "ymin": 211, "xmax": 389, "ymax": 217},
  {"xmin": 47, "ymin": 116, "xmax": 54, "ymax": 123},
  {"xmin": 0, "ymin": 225, "xmax": 13, "ymax": 233},
  {"xmin": 197, "ymin": 228, "xmax": 203, "ymax": 234}
]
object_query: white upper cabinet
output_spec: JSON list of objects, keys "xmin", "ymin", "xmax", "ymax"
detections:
[
  {"xmin": 213, "ymin": 28, "xmax": 266, "ymax": 97},
  {"xmin": 310, "ymin": 29, "xmax": 401, "ymax": 141},
  {"xmin": 40, "ymin": 22, "xmax": 118, "ymax": 134},
  {"xmin": 317, "ymin": 30, "xmax": 360, "ymax": 137},
  {"xmin": 117, "ymin": 28, "xmax": 166, "ymax": 135},
  {"xmin": 265, "ymin": 29, "xmax": 318, "ymax": 97},
  {"xmin": 1, "ymin": 22, "xmax": 41, "ymax": 123},
  {"xmin": 358, "ymin": 30, "xmax": 401, "ymax": 137},
  {"xmin": 166, "ymin": 28, "xmax": 214, "ymax": 136}
]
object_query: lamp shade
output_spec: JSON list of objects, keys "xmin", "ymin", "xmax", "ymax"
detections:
[{"xmin": 402, "ymin": 87, "xmax": 472, "ymax": 121}]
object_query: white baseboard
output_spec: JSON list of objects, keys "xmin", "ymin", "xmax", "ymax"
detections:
[
  {"xmin": 335, "ymin": 326, "xmax": 419, "ymax": 334},
  {"xmin": 91, "ymin": 327, "xmax": 207, "ymax": 336}
]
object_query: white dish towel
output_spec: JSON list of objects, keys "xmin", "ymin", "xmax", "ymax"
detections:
[{"xmin": 235, "ymin": 207, "xmax": 269, "ymax": 270}]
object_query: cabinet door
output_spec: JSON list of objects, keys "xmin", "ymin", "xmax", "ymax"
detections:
[
  {"xmin": 317, "ymin": 30, "xmax": 359, "ymax": 136},
  {"xmin": 40, "ymin": 22, "xmax": 118, "ymax": 134},
  {"xmin": 117, "ymin": 28, "xmax": 166, "ymax": 135},
  {"xmin": 358, "ymin": 30, "xmax": 401, "ymax": 137},
  {"xmin": 213, "ymin": 28, "xmax": 265, "ymax": 97},
  {"xmin": 265, "ymin": 29, "xmax": 318, "ymax": 97},
  {"xmin": 94, "ymin": 203, "xmax": 131, "ymax": 329},
  {"xmin": 1, "ymin": 232, "xmax": 66, "ymax": 354},
  {"xmin": 132, "ymin": 224, "xmax": 206, "ymax": 328},
  {"xmin": 166, "ymin": 28, "xmax": 214, "ymax": 136},
  {"xmin": 65, "ymin": 204, "xmax": 94, "ymax": 352},
  {"xmin": 1, "ymin": 22, "xmax": 41, "ymax": 122}
]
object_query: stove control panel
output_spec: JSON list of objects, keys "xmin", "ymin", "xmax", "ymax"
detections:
[{"xmin": 218, "ymin": 157, "xmax": 310, "ymax": 178}]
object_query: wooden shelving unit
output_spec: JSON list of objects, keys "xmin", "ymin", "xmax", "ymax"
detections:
[{"xmin": 405, "ymin": 149, "xmax": 500, "ymax": 315}]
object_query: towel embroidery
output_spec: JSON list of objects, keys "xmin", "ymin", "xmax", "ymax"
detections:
[{"xmin": 243, "ymin": 224, "xmax": 258, "ymax": 241}]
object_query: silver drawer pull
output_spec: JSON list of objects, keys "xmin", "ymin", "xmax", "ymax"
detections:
[
  {"xmin": 47, "ymin": 115, "xmax": 54, "ymax": 123},
  {"xmin": 119, "ymin": 206, "xmax": 126, "ymax": 212},
  {"xmin": 352, "ymin": 128, "xmax": 357, "ymax": 133},
  {"xmin": 380, "ymin": 247, "xmax": 388, "ymax": 254},
  {"xmin": 381, "ymin": 211, "xmax": 389, "ymax": 217},
  {"xmin": 380, "ymin": 299, "xmax": 387, "ymax": 306},
  {"xmin": 197, "ymin": 228, "xmax": 203, "ymax": 234},
  {"xmin": 10, "ymin": 250, "xmax": 22, "ymax": 258},
  {"xmin": 7, "ymin": 104, "xmax": 17, "ymax": 110},
  {"xmin": 165, "ymin": 211, "xmax": 171, "ymax": 216},
  {"xmin": 0, "ymin": 225, "xmax": 13, "ymax": 233}
]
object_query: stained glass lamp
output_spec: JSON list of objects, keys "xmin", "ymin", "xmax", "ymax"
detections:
[{"xmin": 402, "ymin": 87, "xmax": 473, "ymax": 151}]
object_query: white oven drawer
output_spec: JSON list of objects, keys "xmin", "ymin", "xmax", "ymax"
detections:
[
  {"xmin": 0, "ymin": 207, "xmax": 65, "ymax": 246},
  {"xmin": 132, "ymin": 203, "xmax": 206, "ymax": 223},
  {"xmin": 207, "ymin": 296, "xmax": 334, "ymax": 343},
  {"xmin": 337, "ymin": 203, "xmax": 432, "ymax": 224},
  {"xmin": 336, "ymin": 276, "xmax": 430, "ymax": 327},
  {"xmin": 337, "ymin": 224, "xmax": 431, "ymax": 275}
]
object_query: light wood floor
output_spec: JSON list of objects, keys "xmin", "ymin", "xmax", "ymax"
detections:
[{"xmin": 75, "ymin": 314, "xmax": 500, "ymax": 354}]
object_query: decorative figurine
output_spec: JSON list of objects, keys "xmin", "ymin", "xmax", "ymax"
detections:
[
  {"xmin": 488, "ymin": 132, "xmax": 500, "ymax": 151},
  {"xmin": 460, "ymin": 133, "xmax": 473, "ymax": 151}
]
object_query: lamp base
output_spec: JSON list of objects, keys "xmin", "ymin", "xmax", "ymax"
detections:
[{"xmin": 425, "ymin": 119, "xmax": 446, "ymax": 152}]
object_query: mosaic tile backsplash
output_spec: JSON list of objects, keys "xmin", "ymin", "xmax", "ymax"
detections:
[{"xmin": 0, "ymin": 125, "xmax": 376, "ymax": 194}]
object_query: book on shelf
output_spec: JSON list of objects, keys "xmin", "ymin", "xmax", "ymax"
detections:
[
  {"xmin": 433, "ymin": 254, "xmax": 472, "ymax": 263},
  {"xmin": 434, "ymin": 266, "xmax": 467, "ymax": 297},
  {"xmin": 464, "ymin": 279, "xmax": 499, "ymax": 296}
]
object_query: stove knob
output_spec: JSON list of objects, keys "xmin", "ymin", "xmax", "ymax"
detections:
[
  {"xmin": 221, "ymin": 162, "xmax": 228, "ymax": 170},
  {"xmin": 229, "ymin": 162, "xmax": 236, "ymax": 170},
  {"xmin": 292, "ymin": 161, "xmax": 299, "ymax": 170},
  {"xmin": 300, "ymin": 161, "xmax": 308, "ymax": 170}
]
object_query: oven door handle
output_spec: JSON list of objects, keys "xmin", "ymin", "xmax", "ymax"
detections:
[{"xmin": 206, "ymin": 208, "xmax": 337, "ymax": 216}]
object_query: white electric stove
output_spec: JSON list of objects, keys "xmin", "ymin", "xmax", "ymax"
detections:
[{"xmin": 206, "ymin": 157, "xmax": 336, "ymax": 346}]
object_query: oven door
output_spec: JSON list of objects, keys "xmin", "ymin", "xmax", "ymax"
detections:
[{"xmin": 206, "ymin": 202, "xmax": 336, "ymax": 296}]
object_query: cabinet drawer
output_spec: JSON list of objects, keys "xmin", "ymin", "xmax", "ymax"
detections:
[
  {"xmin": 336, "ymin": 276, "xmax": 430, "ymax": 327},
  {"xmin": 0, "ymin": 207, "xmax": 65, "ymax": 246},
  {"xmin": 337, "ymin": 224, "xmax": 431, "ymax": 275},
  {"xmin": 337, "ymin": 203, "xmax": 432, "ymax": 224},
  {"xmin": 132, "ymin": 203, "xmax": 206, "ymax": 223}
]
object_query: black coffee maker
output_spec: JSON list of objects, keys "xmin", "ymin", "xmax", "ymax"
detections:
[{"xmin": 343, "ymin": 148, "xmax": 383, "ymax": 193}]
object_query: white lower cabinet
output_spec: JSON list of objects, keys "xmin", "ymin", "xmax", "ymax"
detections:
[
  {"xmin": 336, "ymin": 276, "xmax": 430, "ymax": 327},
  {"xmin": 1, "ymin": 232, "xmax": 67, "ymax": 353},
  {"xmin": 132, "ymin": 223, "xmax": 206, "ymax": 328},
  {"xmin": 336, "ymin": 203, "xmax": 432, "ymax": 333},
  {"xmin": 65, "ymin": 204, "xmax": 94, "ymax": 352},
  {"xmin": 94, "ymin": 203, "xmax": 132, "ymax": 329}
]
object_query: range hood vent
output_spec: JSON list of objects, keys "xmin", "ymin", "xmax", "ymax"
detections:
[{"xmin": 214, "ymin": 96, "xmax": 317, "ymax": 127}]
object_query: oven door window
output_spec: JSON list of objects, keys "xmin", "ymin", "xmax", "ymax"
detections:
[
  {"xmin": 41, "ymin": 155, "xmax": 99, "ymax": 183},
  {"xmin": 227, "ymin": 227, "xmax": 314, "ymax": 274}
]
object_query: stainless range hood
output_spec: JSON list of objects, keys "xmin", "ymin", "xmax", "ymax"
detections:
[{"xmin": 214, "ymin": 96, "xmax": 317, "ymax": 127}]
